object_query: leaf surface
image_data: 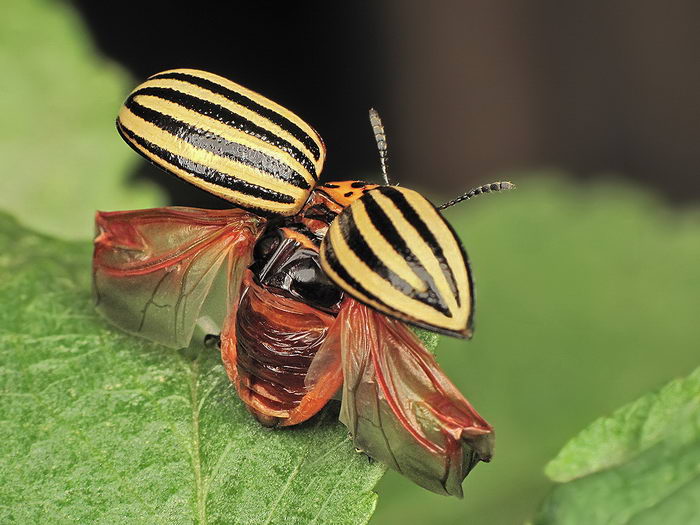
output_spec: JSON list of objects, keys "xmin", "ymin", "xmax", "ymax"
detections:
[
  {"xmin": 0, "ymin": 0, "xmax": 163, "ymax": 240},
  {"xmin": 533, "ymin": 367, "xmax": 700, "ymax": 525},
  {"xmin": 0, "ymin": 213, "xmax": 387, "ymax": 525}
]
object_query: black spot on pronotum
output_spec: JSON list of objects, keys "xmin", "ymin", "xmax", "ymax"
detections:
[
  {"xmin": 324, "ymin": 183, "xmax": 340, "ymax": 188},
  {"xmin": 351, "ymin": 181, "xmax": 367, "ymax": 188},
  {"xmin": 344, "ymin": 191, "xmax": 353, "ymax": 198}
]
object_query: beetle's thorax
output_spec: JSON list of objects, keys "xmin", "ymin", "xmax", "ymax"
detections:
[
  {"xmin": 311, "ymin": 181, "xmax": 380, "ymax": 213},
  {"xmin": 233, "ymin": 181, "xmax": 377, "ymax": 426},
  {"xmin": 247, "ymin": 181, "xmax": 379, "ymax": 313}
]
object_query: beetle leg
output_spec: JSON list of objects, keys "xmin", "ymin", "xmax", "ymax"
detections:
[
  {"xmin": 204, "ymin": 333, "xmax": 221, "ymax": 349},
  {"xmin": 353, "ymin": 447, "xmax": 375, "ymax": 463}
]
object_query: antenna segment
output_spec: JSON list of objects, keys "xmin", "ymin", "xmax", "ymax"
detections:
[
  {"xmin": 437, "ymin": 181, "xmax": 515, "ymax": 210},
  {"xmin": 369, "ymin": 108, "xmax": 390, "ymax": 185}
]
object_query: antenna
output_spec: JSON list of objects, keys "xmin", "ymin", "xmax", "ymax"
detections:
[
  {"xmin": 437, "ymin": 181, "xmax": 515, "ymax": 210},
  {"xmin": 369, "ymin": 108, "xmax": 390, "ymax": 185}
]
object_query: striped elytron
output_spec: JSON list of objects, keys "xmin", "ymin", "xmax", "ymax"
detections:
[
  {"xmin": 321, "ymin": 185, "xmax": 472, "ymax": 337},
  {"xmin": 94, "ymin": 68, "xmax": 513, "ymax": 497},
  {"xmin": 117, "ymin": 68, "xmax": 324, "ymax": 216}
]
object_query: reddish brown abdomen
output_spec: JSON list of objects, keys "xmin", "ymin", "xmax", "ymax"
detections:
[{"xmin": 233, "ymin": 273, "xmax": 338, "ymax": 426}]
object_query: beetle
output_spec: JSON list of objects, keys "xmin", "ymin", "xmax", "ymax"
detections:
[{"xmin": 92, "ymin": 69, "xmax": 513, "ymax": 497}]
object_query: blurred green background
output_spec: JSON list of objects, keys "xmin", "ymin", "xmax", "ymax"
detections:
[{"xmin": 2, "ymin": 1, "xmax": 699, "ymax": 524}]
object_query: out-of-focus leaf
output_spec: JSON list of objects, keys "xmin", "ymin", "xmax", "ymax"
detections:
[
  {"xmin": 545, "ymin": 367, "xmax": 700, "ymax": 483},
  {"xmin": 0, "ymin": 212, "xmax": 385, "ymax": 524},
  {"xmin": 0, "ymin": 0, "xmax": 163, "ymax": 239},
  {"xmin": 372, "ymin": 175, "xmax": 700, "ymax": 525},
  {"xmin": 533, "ymin": 367, "xmax": 700, "ymax": 524}
]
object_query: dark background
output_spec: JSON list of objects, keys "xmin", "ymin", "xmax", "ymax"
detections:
[{"xmin": 73, "ymin": 0, "xmax": 700, "ymax": 209}]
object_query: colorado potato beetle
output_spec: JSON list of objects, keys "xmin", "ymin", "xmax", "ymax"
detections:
[{"xmin": 93, "ymin": 69, "xmax": 513, "ymax": 497}]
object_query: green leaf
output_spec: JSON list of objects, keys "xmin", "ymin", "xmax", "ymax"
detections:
[
  {"xmin": 372, "ymin": 175, "xmax": 700, "ymax": 525},
  {"xmin": 533, "ymin": 367, "xmax": 700, "ymax": 525},
  {"xmin": 0, "ymin": 0, "xmax": 164, "ymax": 240},
  {"xmin": 411, "ymin": 328, "xmax": 440, "ymax": 354},
  {"xmin": 0, "ymin": 212, "xmax": 386, "ymax": 524}
]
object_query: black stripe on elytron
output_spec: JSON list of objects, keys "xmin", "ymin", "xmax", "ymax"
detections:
[
  {"xmin": 352, "ymin": 195, "xmax": 452, "ymax": 317},
  {"xmin": 129, "ymin": 87, "xmax": 318, "ymax": 180},
  {"xmin": 338, "ymin": 204, "xmax": 451, "ymax": 316},
  {"xmin": 149, "ymin": 71, "xmax": 322, "ymax": 162},
  {"xmin": 117, "ymin": 121, "xmax": 295, "ymax": 205},
  {"xmin": 376, "ymin": 186, "xmax": 460, "ymax": 304},
  {"xmin": 125, "ymin": 99, "xmax": 310, "ymax": 190},
  {"xmin": 361, "ymin": 193, "xmax": 451, "ymax": 310},
  {"xmin": 322, "ymin": 237, "xmax": 382, "ymax": 309}
]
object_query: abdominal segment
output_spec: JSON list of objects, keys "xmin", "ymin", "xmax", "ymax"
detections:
[{"xmin": 232, "ymin": 272, "xmax": 338, "ymax": 426}]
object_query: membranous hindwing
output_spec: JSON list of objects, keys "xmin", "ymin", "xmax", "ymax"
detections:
[
  {"xmin": 320, "ymin": 185, "xmax": 474, "ymax": 337},
  {"xmin": 116, "ymin": 69, "xmax": 326, "ymax": 217}
]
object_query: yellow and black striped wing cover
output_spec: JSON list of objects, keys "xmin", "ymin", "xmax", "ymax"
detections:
[
  {"xmin": 320, "ymin": 186, "xmax": 474, "ymax": 338},
  {"xmin": 116, "ymin": 68, "xmax": 325, "ymax": 216}
]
